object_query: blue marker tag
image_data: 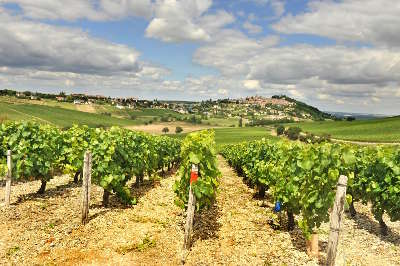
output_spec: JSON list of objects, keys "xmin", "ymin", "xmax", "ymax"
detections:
[{"xmin": 274, "ymin": 201, "xmax": 281, "ymax": 212}]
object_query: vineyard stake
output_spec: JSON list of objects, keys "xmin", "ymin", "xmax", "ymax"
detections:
[
  {"xmin": 306, "ymin": 233, "xmax": 319, "ymax": 257},
  {"xmin": 81, "ymin": 151, "xmax": 92, "ymax": 224},
  {"xmin": 5, "ymin": 150, "xmax": 12, "ymax": 207},
  {"xmin": 326, "ymin": 175, "xmax": 348, "ymax": 266},
  {"xmin": 182, "ymin": 164, "xmax": 198, "ymax": 263}
]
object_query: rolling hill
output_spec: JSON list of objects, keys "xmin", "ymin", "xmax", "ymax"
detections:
[{"xmin": 293, "ymin": 116, "xmax": 400, "ymax": 143}]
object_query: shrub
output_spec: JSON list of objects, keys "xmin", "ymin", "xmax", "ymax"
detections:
[
  {"xmin": 162, "ymin": 127, "xmax": 169, "ymax": 134},
  {"xmin": 285, "ymin": 126, "xmax": 302, "ymax": 140},
  {"xmin": 175, "ymin": 126, "xmax": 183, "ymax": 134},
  {"xmin": 276, "ymin": 125, "xmax": 285, "ymax": 136},
  {"xmin": 318, "ymin": 133, "xmax": 331, "ymax": 143}
]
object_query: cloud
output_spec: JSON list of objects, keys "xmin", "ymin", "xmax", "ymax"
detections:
[
  {"xmin": 146, "ymin": 0, "xmax": 234, "ymax": 42},
  {"xmin": 194, "ymin": 31, "xmax": 279, "ymax": 76},
  {"xmin": 273, "ymin": 0, "xmax": 400, "ymax": 47},
  {"xmin": 317, "ymin": 93, "xmax": 330, "ymax": 100},
  {"xmin": 243, "ymin": 21, "xmax": 262, "ymax": 34},
  {"xmin": 0, "ymin": 13, "xmax": 143, "ymax": 75},
  {"xmin": 335, "ymin": 99, "xmax": 344, "ymax": 105},
  {"xmin": 0, "ymin": 12, "xmax": 172, "ymax": 99},
  {"xmin": 193, "ymin": 28, "xmax": 400, "ymax": 114},
  {"xmin": 247, "ymin": 45, "xmax": 400, "ymax": 85},
  {"xmin": 0, "ymin": 0, "xmax": 153, "ymax": 20},
  {"xmin": 243, "ymin": 79, "xmax": 261, "ymax": 90},
  {"xmin": 217, "ymin": 88, "xmax": 228, "ymax": 95},
  {"xmin": 289, "ymin": 89, "xmax": 304, "ymax": 99}
]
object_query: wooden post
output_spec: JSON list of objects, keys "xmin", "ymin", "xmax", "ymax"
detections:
[
  {"xmin": 306, "ymin": 233, "xmax": 319, "ymax": 257},
  {"xmin": 182, "ymin": 164, "xmax": 198, "ymax": 263},
  {"xmin": 5, "ymin": 150, "xmax": 12, "ymax": 207},
  {"xmin": 326, "ymin": 175, "xmax": 348, "ymax": 266},
  {"xmin": 81, "ymin": 151, "xmax": 92, "ymax": 224}
]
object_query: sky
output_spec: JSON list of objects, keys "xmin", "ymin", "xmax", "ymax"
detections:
[{"xmin": 0, "ymin": 0, "xmax": 399, "ymax": 115}]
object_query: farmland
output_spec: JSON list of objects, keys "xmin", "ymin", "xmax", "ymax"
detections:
[
  {"xmin": 292, "ymin": 116, "xmax": 400, "ymax": 143},
  {"xmin": 170, "ymin": 127, "xmax": 276, "ymax": 149},
  {"xmin": 0, "ymin": 102, "xmax": 140, "ymax": 128}
]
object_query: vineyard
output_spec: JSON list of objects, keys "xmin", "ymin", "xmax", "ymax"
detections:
[
  {"xmin": 221, "ymin": 138, "xmax": 400, "ymax": 255},
  {"xmin": 1, "ymin": 122, "xmax": 399, "ymax": 265},
  {"xmin": 0, "ymin": 122, "xmax": 181, "ymax": 205}
]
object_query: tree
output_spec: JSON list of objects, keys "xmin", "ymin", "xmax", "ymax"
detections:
[
  {"xmin": 162, "ymin": 127, "xmax": 169, "ymax": 134},
  {"xmin": 276, "ymin": 125, "xmax": 285, "ymax": 136},
  {"xmin": 346, "ymin": 116, "xmax": 356, "ymax": 122},
  {"xmin": 175, "ymin": 126, "xmax": 183, "ymax": 134},
  {"xmin": 285, "ymin": 126, "xmax": 302, "ymax": 140}
]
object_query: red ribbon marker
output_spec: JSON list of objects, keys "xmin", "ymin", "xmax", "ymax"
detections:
[
  {"xmin": 190, "ymin": 164, "xmax": 199, "ymax": 184},
  {"xmin": 190, "ymin": 171, "xmax": 198, "ymax": 184}
]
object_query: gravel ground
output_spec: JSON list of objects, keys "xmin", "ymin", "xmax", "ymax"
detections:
[{"xmin": 0, "ymin": 157, "xmax": 399, "ymax": 265}]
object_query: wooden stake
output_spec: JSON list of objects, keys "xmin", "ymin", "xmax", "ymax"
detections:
[
  {"xmin": 81, "ymin": 151, "xmax": 92, "ymax": 224},
  {"xmin": 5, "ymin": 150, "xmax": 12, "ymax": 207},
  {"xmin": 326, "ymin": 175, "xmax": 348, "ymax": 266},
  {"xmin": 306, "ymin": 233, "xmax": 319, "ymax": 257},
  {"xmin": 182, "ymin": 164, "xmax": 198, "ymax": 263}
]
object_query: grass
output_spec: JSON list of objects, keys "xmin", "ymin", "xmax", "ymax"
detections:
[
  {"xmin": 170, "ymin": 127, "xmax": 276, "ymax": 149},
  {"xmin": 0, "ymin": 102, "xmax": 140, "ymax": 128},
  {"xmin": 204, "ymin": 117, "xmax": 239, "ymax": 127},
  {"xmin": 291, "ymin": 116, "xmax": 400, "ymax": 142}
]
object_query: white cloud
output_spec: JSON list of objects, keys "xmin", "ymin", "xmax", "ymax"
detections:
[
  {"xmin": 146, "ymin": 0, "xmax": 234, "ymax": 42},
  {"xmin": 0, "ymin": 13, "xmax": 142, "ymax": 75},
  {"xmin": 336, "ymin": 99, "xmax": 345, "ymax": 105},
  {"xmin": 371, "ymin": 97, "xmax": 381, "ymax": 103},
  {"xmin": 192, "ymin": 28, "xmax": 400, "ymax": 114},
  {"xmin": 289, "ymin": 89, "xmax": 304, "ymax": 99},
  {"xmin": 0, "ymin": 0, "xmax": 153, "ymax": 20},
  {"xmin": 243, "ymin": 21, "xmax": 262, "ymax": 34},
  {"xmin": 273, "ymin": 0, "xmax": 400, "ymax": 47},
  {"xmin": 0, "ymin": 12, "xmax": 173, "ymax": 99},
  {"xmin": 243, "ymin": 79, "xmax": 261, "ymax": 90},
  {"xmin": 317, "ymin": 93, "xmax": 330, "ymax": 100},
  {"xmin": 194, "ymin": 31, "xmax": 279, "ymax": 76},
  {"xmin": 218, "ymin": 88, "xmax": 228, "ymax": 95}
]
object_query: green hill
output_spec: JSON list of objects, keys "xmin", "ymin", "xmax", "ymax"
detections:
[
  {"xmin": 293, "ymin": 116, "xmax": 400, "ymax": 142},
  {"xmin": 0, "ymin": 102, "xmax": 140, "ymax": 128}
]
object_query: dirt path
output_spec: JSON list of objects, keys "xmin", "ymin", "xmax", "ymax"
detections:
[{"xmin": 185, "ymin": 156, "xmax": 316, "ymax": 265}]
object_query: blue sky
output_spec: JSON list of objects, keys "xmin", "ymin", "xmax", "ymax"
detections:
[{"xmin": 0, "ymin": 0, "xmax": 399, "ymax": 115}]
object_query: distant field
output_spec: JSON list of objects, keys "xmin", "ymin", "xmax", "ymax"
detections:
[
  {"xmin": 126, "ymin": 122, "xmax": 213, "ymax": 134},
  {"xmin": 171, "ymin": 127, "xmax": 275, "ymax": 149},
  {"xmin": 205, "ymin": 117, "xmax": 239, "ymax": 127},
  {"xmin": 292, "ymin": 116, "xmax": 400, "ymax": 142},
  {"xmin": 0, "ymin": 102, "xmax": 140, "ymax": 128}
]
